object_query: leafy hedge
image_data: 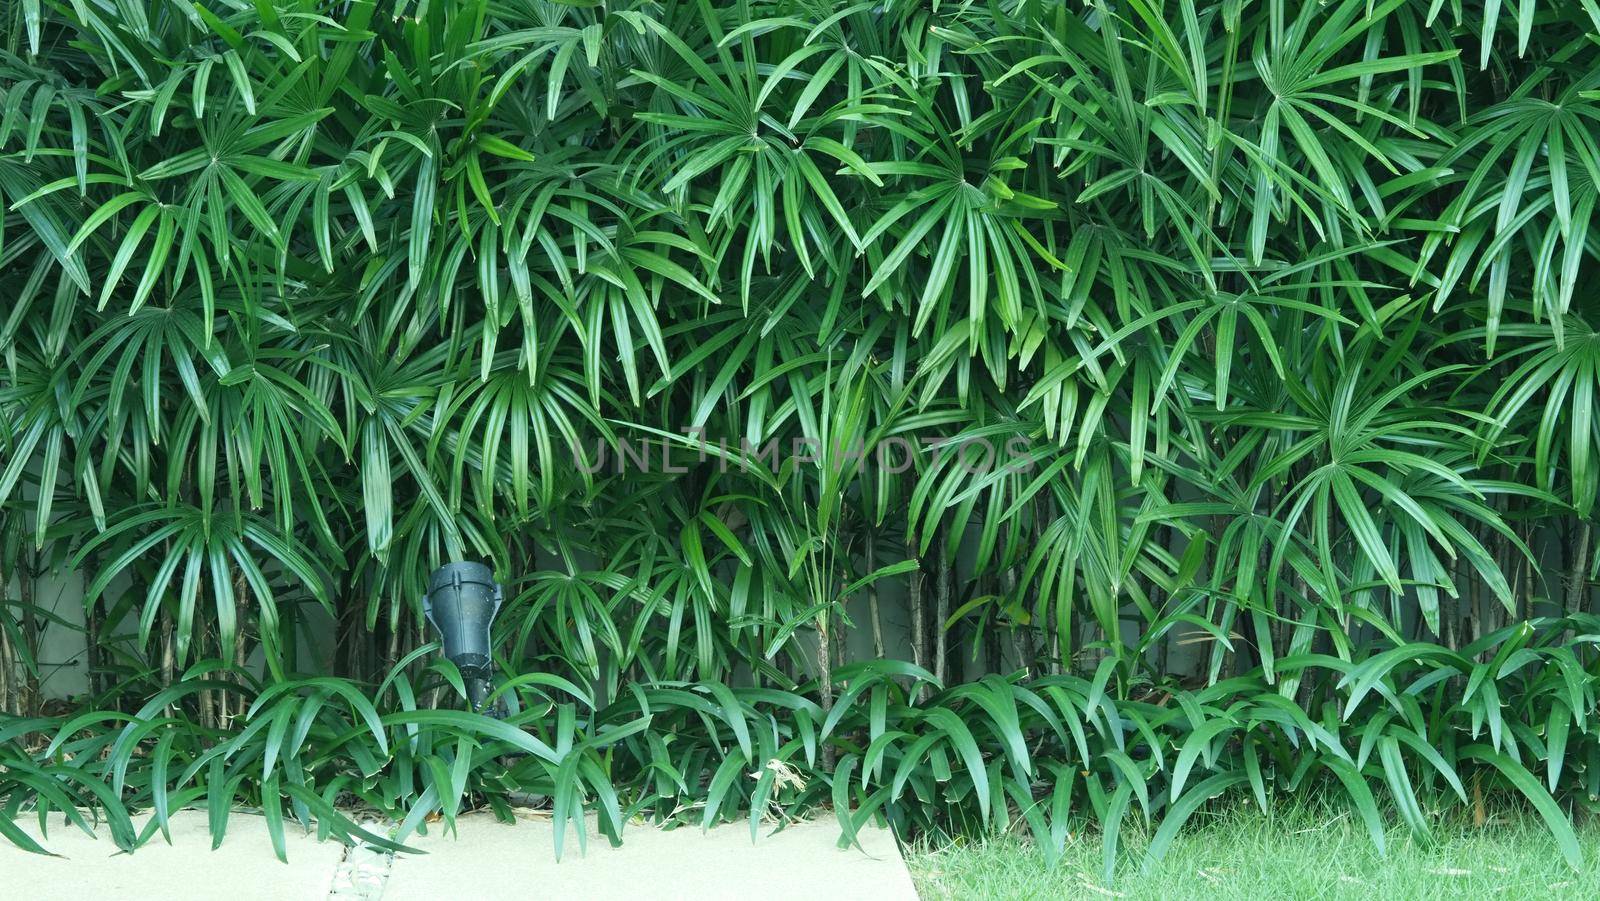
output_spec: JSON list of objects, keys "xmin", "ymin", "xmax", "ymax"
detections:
[
  {"xmin": 6, "ymin": 620, "xmax": 1600, "ymax": 878},
  {"xmin": 3, "ymin": 0, "xmax": 1600, "ymax": 878}
]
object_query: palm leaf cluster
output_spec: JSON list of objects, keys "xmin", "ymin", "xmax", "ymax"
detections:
[{"xmin": 3, "ymin": 0, "xmax": 1600, "ymax": 874}]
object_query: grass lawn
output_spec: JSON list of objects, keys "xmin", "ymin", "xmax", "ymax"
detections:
[{"xmin": 905, "ymin": 801, "xmax": 1600, "ymax": 899}]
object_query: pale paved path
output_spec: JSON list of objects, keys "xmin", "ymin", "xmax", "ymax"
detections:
[
  {"xmin": 3, "ymin": 809, "xmax": 919, "ymax": 900},
  {"xmin": 3, "ymin": 810, "xmax": 345, "ymax": 899}
]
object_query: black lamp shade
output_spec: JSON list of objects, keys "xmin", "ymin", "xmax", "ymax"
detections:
[{"xmin": 424, "ymin": 562, "xmax": 502, "ymax": 711}]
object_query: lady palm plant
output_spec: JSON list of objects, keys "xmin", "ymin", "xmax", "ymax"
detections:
[{"xmin": 2, "ymin": 0, "xmax": 1600, "ymax": 880}]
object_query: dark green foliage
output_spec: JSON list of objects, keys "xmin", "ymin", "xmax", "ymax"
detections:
[{"xmin": 3, "ymin": 0, "xmax": 1600, "ymax": 879}]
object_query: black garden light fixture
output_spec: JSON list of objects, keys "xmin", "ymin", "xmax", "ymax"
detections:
[{"xmin": 424, "ymin": 561, "xmax": 505, "ymax": 717}]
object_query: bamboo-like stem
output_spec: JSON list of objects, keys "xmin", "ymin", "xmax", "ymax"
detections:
[
  {"xmin": 816, "ymin": 577, "xmax": 836, "ymax": 769},
  {"xmin": 15, "ymin": 553, "xmax": 36, "ymax": 716},
  {"xmin": 201, "ymin": 586, "xmax": 218, "ymax": 727},
  {"xmin": 1474, "ymin": 523, "xmax": 1487, "ymax": 643},
  {"xmin": 17, "ymin": 560, "xmax": 35, "ymax": 714},
  {"xmin": 160, "ymin": 607, "xmax": 176, "ymax": 686},
  {"xmin": 1566, "ymin": 520, "xmax": 1592, "ymax": 617},
  {"xmin": 1490, "ymin": 507, "xmax": 1510, "ymax": 638},
  {"xmin": 199, "ymin": 680, "xmax": 215, "ymax": 728},
  {"xmin": 933, "ymin": 525, "xmax": 950, "ymax": 687},
  {"xmin": 232, "ymin": 567, "xmax": 250, "ymax": 721},
  {"xmin": 866, "ymin": 534, "xmax": 884, "ymax": 660},
  {"xmin": 1443, "ymin": 559, "xmax": 1460, "ymax": 652},
  {"xmin": 83, "ymin": 599, "xmax": 102, "ymax": 698},
  {"xmin": 73, "ymin": 548, "xmax": 103, "ymax": 699},
  {"xmin": 0, "ymin": 603, "xmax": 15, "ymax": 717},
  {"xmin": 1035, "ymin": 496, "xmax": 1061, "ymax": 676},
  {"xmin": 1, "ymin": 553, "xmax": 13, "ymax": 716},
  {"xmin": 907, "ymin": 535, "xmax": 928, "ymax": 700},
  {"xmin": 816, "ymin": 610, "xmax": 832, "ymax": 708},
  {"xmin": 1, "ymin": 551, "xmax": 18, "ymax": 716},
  {"xmin": 386, "ymin": 609, "xmax": 401, "ymax": 675}
]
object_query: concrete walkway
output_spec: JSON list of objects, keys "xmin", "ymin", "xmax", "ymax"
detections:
[
  {"xmin": 2, "ymin": 809, "xmax": 919, "ymax": 900},
  {"xmin": 3, "ymin": 810, "xmax": 345, "ymax": 899}
]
